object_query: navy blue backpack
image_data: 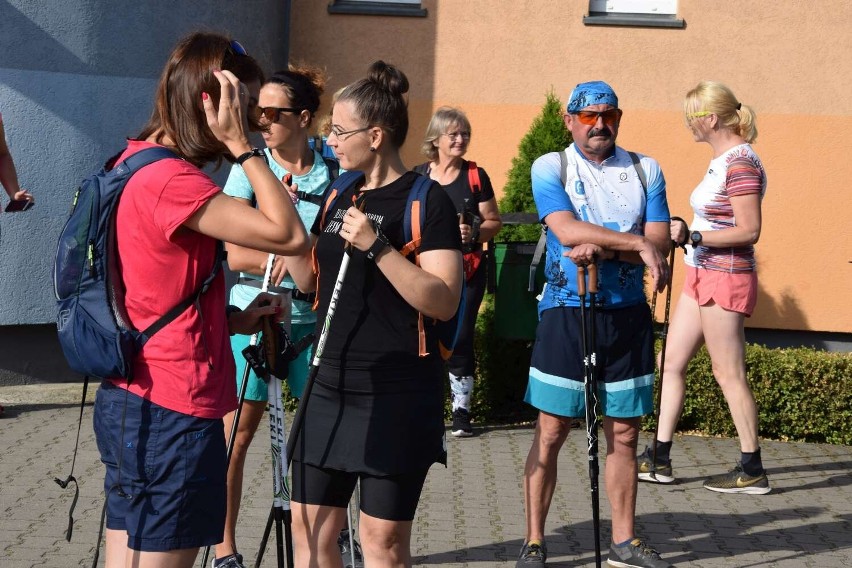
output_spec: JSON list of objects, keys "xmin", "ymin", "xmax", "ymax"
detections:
[
  {"xmin": 54, "ymin": 147, "xmax": 222, "ymax": 380},
  {"xmin": 318, "ymin": 171, "xmax": 466, "ymax": 360},
  {"xmin": 52, "ymin": 147, "xmax": 222, "ymax": 543}
]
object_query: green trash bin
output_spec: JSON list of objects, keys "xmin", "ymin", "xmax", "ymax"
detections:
[{"xmin": 493, "ymin": 241, "xmax": 545, "ymax": 340}]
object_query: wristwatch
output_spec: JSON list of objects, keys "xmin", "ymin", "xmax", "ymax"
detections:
[
  {"xmin": 690, "ymin": 231, "xmax": 703, "ymax": 247},
  {"xmin": 366, "ymin": 226, "xmax": 392, "ymax": 261}
]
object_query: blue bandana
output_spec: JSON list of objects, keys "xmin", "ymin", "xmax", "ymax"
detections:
[{"xmin": 566, "ymin": 81, "xmax": 618, "ymax": 112}]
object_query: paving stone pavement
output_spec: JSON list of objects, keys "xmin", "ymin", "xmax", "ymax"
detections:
[{"xmin": 1, "ymin": 384, "xmax": 851, "ymax": 567}]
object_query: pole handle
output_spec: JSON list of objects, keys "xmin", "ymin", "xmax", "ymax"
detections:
[
  {"xmin": 587, "ymin": 263, "xmax": 598, "ymax": 294},
  {"xmin": 577, "ymin": 265, "xmax": 586, "ymax": 296}
]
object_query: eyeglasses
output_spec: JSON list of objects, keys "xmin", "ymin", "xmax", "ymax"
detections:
[
  {"xmin": 571, "ymin": 109, "xmax": 623, "ymax": 126},
  {"xmin": 328, "ymin": 125, "xmax": 371, "ymax": 141},
  {"xmin": 229, "ymin": 40, "xmax": 248, "ymax": 56},
  {"xmin": 254, "ymin": 106, "xmax": 305, "ymax": 122},
  {"xmin": 443, "ymin": 131, "xmax": 471, "ymax": 141},
  {"xmin": 686, "ymin": 111, "xmax": 713, "ymax": 121}
]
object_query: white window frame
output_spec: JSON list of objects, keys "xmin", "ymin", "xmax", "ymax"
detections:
[
  {"xmin": 584, "ymin": 0, "xmax": 683, "ymax": 28},
  {"xmin": 589, "ymin": 0, "xmax": 677, "ymax": 15},
  {"xmin": 328, "ymin": 0, "xmax": 427, "ymax": 17}
]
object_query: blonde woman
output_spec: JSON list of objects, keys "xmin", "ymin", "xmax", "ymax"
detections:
[
  {"xmin": 638, "ymin": 81, "xmax": 769, "ymax": 494},
  {"xmin": 414, "ymin": 107, "xmax": 502, "ymax": 436}
]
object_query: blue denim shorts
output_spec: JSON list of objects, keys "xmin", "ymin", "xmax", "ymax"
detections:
[{"xmin": 93, "ymin": 381, "xmax": 226, "ymax": 552}]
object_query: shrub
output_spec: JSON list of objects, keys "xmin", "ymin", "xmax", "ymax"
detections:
[
  {"xmin": 452, "ymin": 91, "xmax": 572, "ymax": 421},
  {"xmin": 498, "ymin": 90, "xmax": 572, "ymax": 243},
  {"xmin": 645, "ymin": 343, "xmax": 852, "ymax": 445}
]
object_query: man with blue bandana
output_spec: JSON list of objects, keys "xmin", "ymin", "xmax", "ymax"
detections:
[{"xmin": 516, "ymin": 81, "xmax": 674, "ymax": 568}]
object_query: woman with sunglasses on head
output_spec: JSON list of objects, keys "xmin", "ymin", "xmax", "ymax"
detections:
[
  {"xmin": 213, "ymin": 64, "xmax": 347, "ymax": 568},
  {"xmin": 414, "ymin": 107, "xmax": 502, "ymax": 437},
  {"xmin": 637, "ymin": 81, "xmax": 769, "ymax": 495},
  {"xmin": 283, "ymin": 61, "xmax": 462, "ymax": 568},
  {"xmin": 92, "ymin": 32, "xmax": 309, "ymax": 568}
]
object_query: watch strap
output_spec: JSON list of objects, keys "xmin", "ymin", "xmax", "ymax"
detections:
[
  {"xmin": 366, "ymin": 228, "xmax": 392, "ymax": 260},
  {"xmin": 235, "ymin": 148, "xmax": 265, "ymax": 165}
]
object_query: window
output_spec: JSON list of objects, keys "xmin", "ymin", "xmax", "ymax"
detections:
[
  {"xmin": 328, "ymin": 0, "xmax": 427, "ymax": 17},
  {"xmin": 584, "ymin": 0, "xmax": 684, "ymax": 28}
]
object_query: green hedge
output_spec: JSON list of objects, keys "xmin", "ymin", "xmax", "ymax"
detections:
[
  {"xmin": 462, "ymin": 313, "xmax": 852, "ymax": 445},
  {"xmin": 651, "ymin": 341, "xmax": 852, "ymax": 445}
]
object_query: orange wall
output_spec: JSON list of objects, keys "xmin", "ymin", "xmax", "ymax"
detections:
[{"xmin": 290, "ymin": 0, "xmax": 852, "ymax": 333}]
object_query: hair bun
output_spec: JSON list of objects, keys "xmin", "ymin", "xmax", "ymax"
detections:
[{"xmin": 367, "ymin": 60, "xmax": 409, "ymax": 98}]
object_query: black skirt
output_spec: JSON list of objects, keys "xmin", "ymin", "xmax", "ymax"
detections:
[{"xmin": 291, "ymin": 362, "xmax": 447, "ymax": 475}]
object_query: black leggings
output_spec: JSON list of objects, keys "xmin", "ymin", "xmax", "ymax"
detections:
[{"xmin": 292, "ymin": 460, "xmax": 430, "ymax": 521}]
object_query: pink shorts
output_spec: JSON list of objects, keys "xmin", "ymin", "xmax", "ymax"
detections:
[{"xmin": 683, "ymin": 265, "xmax": 758, "ymax": 316}]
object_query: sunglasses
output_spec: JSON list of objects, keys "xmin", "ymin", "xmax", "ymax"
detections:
[
  {"xmin": 254, "ymin": 106, "xmax": 305, "ymax": 122},
  {"xmin": 686, "ymin": 111, "xmax": 713, "ymax": 121},
  {"xmin": 229, "ymin": 40, "xmax": 248, "ymax": 56},
  {"xmin": 572, "ymin": 108, "xmax": 623, "ymax": 126}
]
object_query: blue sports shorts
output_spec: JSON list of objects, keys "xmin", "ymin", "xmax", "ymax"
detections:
[
  {"xmin": 524, "ymin": 303, "xmax": 655, "ymax": 419},
  {"xmin": 93, "ymin": 381, "xmax": 226, "ymax": 551}
]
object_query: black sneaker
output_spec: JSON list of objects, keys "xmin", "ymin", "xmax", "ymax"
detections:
[
  {"xmin": 637, "ymin": 446, "xmax": 675, "ymax": 484},
  {"xmin": 607, "ymin": 538, "xmax": 673, "ymax": 568},
  {"xmin": 451, "ymin": 408, "xmax": 474, "ymax": 437},
  {"xmin": 338, "ymin": 529, "xmax": 364, "ymax": 568},
  {"xmin": 703, "ymin": 463, "xmax": 771, "ymax": 494},
  {"xmin": 516, "ymin": 540, "xmax": 547, "ymax": 566}
]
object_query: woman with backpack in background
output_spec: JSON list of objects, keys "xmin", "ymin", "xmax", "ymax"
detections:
[
  {"xmin": 283, "ymin": 61, "xmax": 462, "ymax": 568},
  {"xmin": 92, "ymin": 32, "xmax": 309, "ymax": 568},
  {"xmin": 213, "ymin": 65, "xmax": 356, "ymax": 568},
  {"xmin": 415, "ymin": 107, "xmax": 503, "ymax": 437}
]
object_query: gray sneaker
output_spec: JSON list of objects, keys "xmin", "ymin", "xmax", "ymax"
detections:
[
  {"xmin": 516, "ymin": 540, "xmax": 547, "ymax": 566},
  {"xmin": 212, "ymin": 553, "xmax": 245, "ymax": 568},
  {"xmin": 703, "ymin": 463, "xmax": 771, "ymax": 494},
  {"xmin": 607, "ymin": 538, "xmax": 673, "ymax": 568},
  {"xmin": 338, "ymin": 529, "xmax": 364, "ymax": 568},
  {"xmin": 637, "ymin": 446, "xmax": 675, "ymax": 484}
]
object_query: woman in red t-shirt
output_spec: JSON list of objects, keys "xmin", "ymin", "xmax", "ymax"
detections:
[{"xmin": 93, "ymin": 32, "xmax": 309, "ymax": 568}]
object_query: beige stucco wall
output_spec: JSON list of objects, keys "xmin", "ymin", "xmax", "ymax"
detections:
[{"xmin": 290, "ymin": 0, "xmax": 852, "ymax": 333}]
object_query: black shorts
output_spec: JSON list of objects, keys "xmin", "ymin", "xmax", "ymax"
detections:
[{"xmin": 292, "ymin": 460, "xmax": 430, "ymax": 521}]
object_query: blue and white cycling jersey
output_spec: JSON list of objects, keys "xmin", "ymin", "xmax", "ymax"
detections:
[{"xmin": 531, "ymin": 144, "xmax": 670, "ymax": 310}]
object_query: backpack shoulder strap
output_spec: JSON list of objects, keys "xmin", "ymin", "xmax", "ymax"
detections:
[
  {"xmin": 116, "ymin": 147, "xmax": 179, "ymax": 175},
  {"xmin": 293, "ymin": 155, "xmax": 341, "ymax": 205},
  {"xmin": 559, "ymin": 149, "xmax": 570, "ymax": 187},
  {"xmin": 141, "ymin": 241, "xmax": 224, "ymax": 338},
  {"xmin": 466, "ymin": 161, "xmax": 481, "ymax": 194},
  {"xmin": 400, "ymin": 174, "xmax": 433, "ymax": 258},
  {"xmin": 530, "ymin": 150, "xmax": 567, "ymax": 292},
  {"xmin": 401, "ymin": 174, "xmax": 435, "ymax": 358},
  {"xmin": 322, "ymin": 155, "xmax": 341, "ymax": 184},
  {"xmin": 627, "ymin": 151, "xmax": 648, "ymax": 194},
  {"xmin": 319, "ymin": 170, "xmax": 364, "ymax": 231}
]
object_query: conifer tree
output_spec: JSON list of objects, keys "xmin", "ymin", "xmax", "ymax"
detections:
[{"xmin": 498, "ymin": 91, "xmax": 572, "ymax": 242}]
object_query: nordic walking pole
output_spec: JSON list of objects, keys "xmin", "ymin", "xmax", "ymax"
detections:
[
  {"xmin": 266, "ymin": 357, "xmax": 292, "ymax": 568},
  {"xmin": 257, "ymin": 196, "xmax": 364, "ymax": 566},
  {"xmin": 649, "ymin": 243, "xmax": 677, "ymax": 481},
  {"xmin": 200, "ymin": 253, "xmax": 275, "ymax": 568},
  {"xmin": 578, "ymin": 263, "xmax": 602, "ymax": 568},
  {"xmin": 285, "ymin": 196, "xmax": 365, "ymax": 468}
]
